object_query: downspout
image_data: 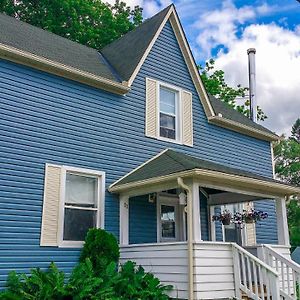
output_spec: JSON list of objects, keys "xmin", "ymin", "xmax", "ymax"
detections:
[{"xmin": 177, "ymin": 177, "xmax": 194, "ymax": 300}]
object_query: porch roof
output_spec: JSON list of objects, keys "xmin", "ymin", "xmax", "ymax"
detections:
[{"xmin": 109, "ymin": 149, "xmax": 300, "ymax": 197}]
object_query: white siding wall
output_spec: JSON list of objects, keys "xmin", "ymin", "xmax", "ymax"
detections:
[
  {"xmin": 193, "ymin": 242, "xmax": 236, "ymax": 299},
  {"xmin": 120, "ymin": 242, "xmax": 189, "ymax": 299},
  {"xmin": 120, "ymin": 242, "xmax": 238, "ymax": 300}
]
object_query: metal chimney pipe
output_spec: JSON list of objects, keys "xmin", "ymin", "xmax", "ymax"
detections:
[{"xmin": 247, "ymin": 48, "xmax": 257, "ymax": 122}]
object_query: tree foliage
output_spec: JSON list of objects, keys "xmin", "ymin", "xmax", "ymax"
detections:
[
  {"xmin": 274, "ymin": 118, "xmax": 300, "ymax": 250},
  {"xmin": 0, "ymin": 0, "xmax": 143, "ymax": 50},
  {"xmin": 274, "ymin": 118, "xmax": 300, "ymax": 186},
  {"xmin": 199, "ymin": 59, "xmax": 267, "ymax": 121}
]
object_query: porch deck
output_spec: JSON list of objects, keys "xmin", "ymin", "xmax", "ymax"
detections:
[{"xmin": 120, "ymin": 242, "xmax": 298, "ymax": 300}]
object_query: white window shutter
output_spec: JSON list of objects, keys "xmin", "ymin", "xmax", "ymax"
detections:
[
  {"xmin": 145, "ymin": 78, "xmax": 158, "ymax": 138},
  {"xmin": 181, "ymin": 90, "xmax": 193, "ymax": 147},
  {"xmin": 245, "ymin": 202, "xmax": 256, "ymax": 246},
  {"xmin": 40, "ymin": 164, "xmax": 62, "ymax": 246}
]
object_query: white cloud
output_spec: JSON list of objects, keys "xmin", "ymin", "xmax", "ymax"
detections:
[{"xmin": 196, "ymin": 3, "xmax": 300, "ymax": 136}]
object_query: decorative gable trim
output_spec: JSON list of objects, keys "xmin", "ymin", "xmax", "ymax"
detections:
[
  {"xmin": 125, "ymin": 6, "xmax": 279, "ymax": 142},
  {"xmin": 126, "ymin": 6, "xmax": 215, "ymax": 119}
]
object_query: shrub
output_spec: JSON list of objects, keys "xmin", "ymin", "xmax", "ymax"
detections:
[
  {"xmin": 0, "ymin": 229, "xmax": 172, "ymax": 300},
  {"xmin": 0, "ymin": 263, "xmax": 69, "ymax": 300},
  {"xmin": 67, "ymin": 258, "xmax": 117, "ymax": 300},
  {"xmin": 114, "ymin": 261, "xmax": 172, "ymax": 300},
  {"xmin": 80, "ymin": 228, "xmax": 119, "ymax": 275}
]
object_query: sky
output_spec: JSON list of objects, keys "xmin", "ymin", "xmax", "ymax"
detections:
[{"xmin": 109, "ymin": 0, "xmax": 300, "ymax": 136}]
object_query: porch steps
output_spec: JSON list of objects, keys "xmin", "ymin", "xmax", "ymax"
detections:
[{"xmin": 241, "ymin": 284, "xmax": 269, "ymax": 300}]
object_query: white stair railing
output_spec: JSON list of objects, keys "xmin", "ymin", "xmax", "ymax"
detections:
[
  {"xmin": 262, "ymin": 245, "xmax": 300, "ymax": 300},
  {"xmin": 232, "ymin": 243, "xmax": 280, "ymax": 300}
]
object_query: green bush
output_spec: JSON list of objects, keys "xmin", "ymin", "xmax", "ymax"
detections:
[
  {"xmin": 80, "ymin": 228, "xmax": 119, "ymax": 275},
  {"xmin": 67, "ymin": 258, "xmax": 117, "ymax": 300},
  {"xmin": 0, "ymin": 229, "xmax": 172, "ymax": 300},
  {"xmin": 114, "ymin": 261, "xmax": 172, "ymax": 300},
  {"xmin": 0, "ymin": 263, "xmax": 69, "ymax": 300}
]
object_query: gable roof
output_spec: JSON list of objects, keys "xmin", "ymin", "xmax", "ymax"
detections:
[
  {"xmin": 0, "ymin": 7, "xmax": 279, "ymax": 141},
  {"xmin": 208, "ymin": 95, "xmax": 275, "ymax": 136},
  {"xmin": 0, "ymin": 13, "xmax": 128, "ymax": 94},
  {"xmin": 0, "ymin": 13, "xmax": 118, "ymax": 82},
  {"xmin": 109, "ymin": 149, "xmax": 300, "ymax": 197},
  {"xmin": 101, "ymin": 5, "xmax": 171, "ymax": 83}
]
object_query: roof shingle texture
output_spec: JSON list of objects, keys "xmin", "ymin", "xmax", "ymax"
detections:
[
  {"xmin": 0, "ymin": 9, "xmax": 276, "ymax": 137},
  {"xmin": 101, "ymin": 5, "xmax": 171, "ymax": 82},
  {"xmin": 114, "ymin": 149, "xmax": 278, "ymax": 186},
  {"xmin": 0, "ymin": 13, "xmax": 118, "ymax": 81},
  {"xmin": 208, "ymin": 95, "xmax": 275, "ymax": 135}
]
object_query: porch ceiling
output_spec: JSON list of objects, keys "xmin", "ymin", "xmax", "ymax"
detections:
[{"xmin": 109, "ymin": 149, "xmax": 300, "ymax": 198}]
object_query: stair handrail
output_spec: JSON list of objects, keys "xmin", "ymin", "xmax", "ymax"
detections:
[
  {"xmin": 262, "ymin": 244, "xmax": 300, "ymax": 274},
  {"xmin": 261, "ymin": 244, "xmax": 300, "ymax": 300},
  {"xmin": 232, "ymin": 243, "xmax": 279, "ymax": 276},
  {"xmin": 232, "ymin": 243, "xmax": 280, "ymax": 300}
]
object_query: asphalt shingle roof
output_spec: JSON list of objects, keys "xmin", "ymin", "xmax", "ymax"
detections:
[
  {"xmin": 208, "ymin": 95, "xmax": 275, "ymax": 135},
  {"xmin": 0, "ymin": 9, "xmax": 277, "ymax": 138},
  {"xmin": 101, "ymin": 5, "xmax": 171, "ymax": 82},
  {"xmin": 113, "ymin": 149, "xmax": 278, "ymax": 187},
  {"xmin": 0, "ymin": 13, "xmax": 119, "ymax": 82}
]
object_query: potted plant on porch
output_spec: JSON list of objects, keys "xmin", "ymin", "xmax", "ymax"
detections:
[{"xmin": 212, "ymin": 209, "xmax": 232, "ymax": 225}]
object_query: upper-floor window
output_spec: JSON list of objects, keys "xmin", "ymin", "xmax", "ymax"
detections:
[
  {"xmin": 145, "ymin": 78, "xmax": 193, "ymax": 147},
  {"xmin": 159, "ymin": 86, "xmax": 179, "ymax": 141}
]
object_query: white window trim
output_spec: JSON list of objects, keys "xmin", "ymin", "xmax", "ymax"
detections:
[
  {"xmin": 156, "ymin": 80, "xmax": 183, "ymax": 144},
  {"xmin": 221, "ymin": 204, "xmax": 247, "ymax": 246},
  {"xmin": 57, "ymin": 165, "xmax": 105, "ymax": 248},
  {"xmin": 157, "ymin": 195, "xmax": 180, "ymax": 243}
]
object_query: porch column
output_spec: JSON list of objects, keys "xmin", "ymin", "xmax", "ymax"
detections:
[
  {"xmin": 191, "ymin": 182, "xmax": 201, "ymax": 241},
  {"xmin": 119, "ymin": 194, "xmax": 129, "ymax": 245},
  {"xmin": 275, "ymin": 197, "xmax": 290, "ymax": 246},
  {"xmin": 209, "ymin": 205, "xmax": 216, "ymax": 241}
]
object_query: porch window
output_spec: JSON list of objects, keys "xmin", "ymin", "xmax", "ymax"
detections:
[
  {"xmin": 161, "ymin": 205, "xmax": 176, "ymax": 238},
  {"xmin": 159, "ymin": 86, "xmax": 179, "ymax": 141}
]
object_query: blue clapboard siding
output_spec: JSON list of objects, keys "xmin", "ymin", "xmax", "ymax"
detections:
[
  {"xmin": 200, "ymin": 193, "xmax": 209, "ymax": 241},
  {"xmin": 0, "ymin": 21, "xmax": 276, "ymax": 287},
  {"xmin": 129, "ymin": 196, "xmax": 157, "ymax": 244}
]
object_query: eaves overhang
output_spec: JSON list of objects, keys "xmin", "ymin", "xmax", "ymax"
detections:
[
  {"xmin": 0, "ymin": 43, "xmax": 130, "ymax": 95},
  {"xmin": 208, "ymin": 116, "xmax": 280, "ymax": 142},
  {"xmin": 109, "ymin": 168, "xmax": 300, "ymax": 198}
]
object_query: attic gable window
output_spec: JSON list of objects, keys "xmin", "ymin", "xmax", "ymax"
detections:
[{"xmin": 159, "ymin": 86, "xmax": 179, "ymax": 140}]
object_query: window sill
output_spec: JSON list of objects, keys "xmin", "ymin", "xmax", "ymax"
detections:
[{"xmin": 58, "ymin": 240, "xmax": 84, "ymax": 248}]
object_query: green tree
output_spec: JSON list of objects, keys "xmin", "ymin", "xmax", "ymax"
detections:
[
  {"xmin": 274, "ymin": 118, "xmax": 300, "ymax": 250},
  {"xmin": 199, "ymin": 59, "xmax": 267, "ymax": 121},
  {"xmin": 0, "ymin": 0, "xmax": 143, "ymax": 50}
]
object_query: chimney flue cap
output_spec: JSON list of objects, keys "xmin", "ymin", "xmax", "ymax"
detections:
[{"xmin": 247, "ymin": 48, "xmax": 256, "ymax": 55}]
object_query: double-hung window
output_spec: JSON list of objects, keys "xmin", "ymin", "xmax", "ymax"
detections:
[
  {"xmin": 63, "ymin": 172, "xmax": 99, "ymax": 242},
  {"xmin": 159, "ymin": 86, "xmax": 179, "ymax": 141},
  {"xmin": 40, "ymin": 164, "xmax": 105, "ymax": 247},
  {"xmin": 145, "ymin": 78, "xmax": 193, "ymax": 146}
]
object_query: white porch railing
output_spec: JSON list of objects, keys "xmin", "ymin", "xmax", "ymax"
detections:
[
  {"xmin": 262, "ymin": 244, "xmax": 300, "ymax": 300},
  {"xmin": 232, "ymin": 243, "xmax": 280, "ymax": 300}
]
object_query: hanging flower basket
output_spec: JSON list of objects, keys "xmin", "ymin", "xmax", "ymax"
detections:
[
  {"xmin": 212, "ymin": 209, "xmax": 232, "ymax": 225},
  {"xmin": 234, "ymin": 209, "xmax": 268, "ymax": 224}
]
